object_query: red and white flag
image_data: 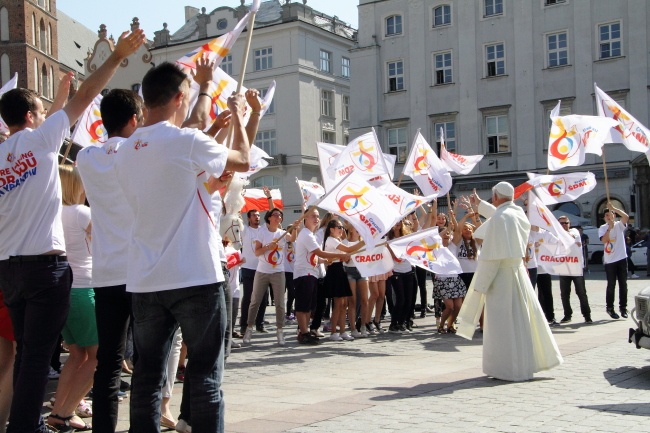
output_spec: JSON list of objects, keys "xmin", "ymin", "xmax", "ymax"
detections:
[
  {"xmin": 351, "ymin": 245, "xmax": 394, "ymax": 278},
  {"xmin": 70, "ymin": 94, "xmax": 107, "ymax": 148},
  {"xmin": 403, "ymin": 129, "xmax": 452, "ymax": 198},
  {"xmin": 296, "ymin": 178, "xmax": 326, "ymax": 207},
  {"xmin": 514, "ymin": 172, "xmax": 596, "ymax": 204},
  {"xmin": 317, "ymin": 172, "xmax": 402, "ymax": 248},
  {"xmin": 326, "ymin": 129, "xmax": 391, "ymax": 185},
  {"xmin": 0, "ymin": 73, "xmax": 18, "ymax": 134},
  {"xmin": 526, "ymin": 191, "xmax": 574, "ymax": 254},
  {"xmin": 439, "ymin": 127, "xmax": 483, "ymax": 174},
  {"xmin": 241, "ymin": 188, "xmax": 283, "ymax": 212},
  {"xmin": 595, "ymin": 83, "xmax": 650, "ymax": 154},
  {"xmin": 387, "ymin": 227, "xmax": 462, "ymax": 274},
  {"xmin": 547, "ymin": 114, "xmax": 618, "ymax": 170}
]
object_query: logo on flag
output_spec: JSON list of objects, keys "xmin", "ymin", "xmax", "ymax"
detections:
[
  {"xmin": 543, "ymin": 178, "xmax": 565, "ymax": 197},
  {"xmin": 412, "ymin": 146, "xmax": 430, "ymax": 175},
  {"xmin": 336, "ymin": 184, "xmax": 372, "ymax": 216},
  {"xmin": 549, "ymin": 119, "xmax": 580, "ymax": 164},
  {"xmin": 350, "ymin": 140, "xmax": 378, "ymax": 171},
  {"xmin": 406, "ymin": 238, "xmax": 439, "ymax": 263}
]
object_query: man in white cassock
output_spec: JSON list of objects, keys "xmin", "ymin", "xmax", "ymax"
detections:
[{"xmin": 457, "ymin": 182, "xmax": 563, "ymax": 381}]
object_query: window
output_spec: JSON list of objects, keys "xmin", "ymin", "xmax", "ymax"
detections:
[
  {"xmin": 1, "ymin": 54, "xmax": 10, "ymax": 85},
  {"xmin": 322, "ymin": 131, "xmax": 335, "ymax": 144},
  {"xmin": 387, "ymin": 127, "xmax": 407, "ymax": 163},
  {"xmin": 387, "ymin": 60, "xmax": 404, "ymax": 92},
  {"xmin": 253, "ymin": 175, "xmax": 281, "ymax": 189},
  {"xmin": 485, "ymin": 114, "xmax": 509, "ymax": 153},
  {"xmin": 259, "ymin": 87, "xmax": 275, "ymax": 114},
  {"xmin": 254, "ymin": 47, "xmax": 272, "ymax": 71},
  {"xmin": 547, "ymin": 32, "xmax": 568, "ymax": 67},
  {"xmin": 321, "ymin": 90, "xmax": 333, "ymax": 117},
  {"xmin": 545, "ymin": 0, "xmax": 565, "ymax": 5},
  {"xmin": 38, "ymin": 0, "xmax": 45, "ymax": 8},
  {"xmin": 385, "ymin": 15, "xmax": 402, "ymax": 36},
  {"xmin": 255, "ymin": 130, "xmax": 277, "ymax": 156},
  {"xmin": 49, "ymin": 66, "xmax": 53, "ymax": 99},
  {"xmin": 342, "ymin": 95, "xmax": 350, "ymax": 121},
  {"xmin": 39, "ymin": 19, "xmax": 46, "ymax": 53},
  {"xmin": 485, "ymin": 43, "xmax": 505, "ymax": 76},
  {"xmin": 216, "ymin": 18, "xmax": 228, "ymax": 30},
  {"xmin": 434, "ymin": 121, "xmax": 456, "ymax": 152},
  {"xmin": 319, "ymin": 50, "xmax": 332, "ymax": 73},
  {"xmin": 41, "ymin": 64, "xmax": 49, "ymax": 99},
  {"xmin": 31, "ymin": 14, "xmax": 36, "ymax": 46},
  {"xmin": 341, "ymin": 57, "xmax": 350, "ymax": 78},
  {"xmin": 0, "ymin": 7, "xmax": 8, "ymax": 41},
  {"xmin": 484, "ymin": 0, "xmax": 503, "ymax": 17},
  {"xmin": 47, "ymin": 23, "xmax": 52, "ymax": 55},
  {"xmin": 599, "ymin": 22, "xmax": 621, "ymax": 59},
  {"xmin": 434, "ymin": 51, "xmax": 452, "ymax": 85},
  {"xmin": 221, "ymin": 54, "xmax": 233, "ymax": 75},
  {"xmin": 433, "ymin": 5, "xmax": 451, "ymax": 27},
  {"xmin": 33, "ymin": 58, "xmax": 38, "ymax": 93}
]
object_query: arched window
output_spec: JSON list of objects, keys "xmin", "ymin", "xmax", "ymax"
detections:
[
  {"xmin": 39, "ymin": 19, "xmax": 46, "ymax": 53},
  {"xmin": 41, "ymin": 64, "xmax": 49, "ymax": 99},
  {"xmin": 252, "ymin": 175, "xmax": 282, "ymax": 189},
  {"xmin": 33, "ymin": 58, "xmax": 38, "ymax": 93},
  {"xmin": 1, "ymin": 54, "xmax": 10, "ymax": 85},
  {"xmin": 49, "ymin": 66, "xmax": 54, "ymax": 98},
  {"xmin": 31, "ymin": 14, "xmax": 36, "ymax": 46},
  {"xmin": 47, "ymin": 23, "xmax": 52, "ymax": 55},
  {"xmin": 596, "ymin": 198, "xmax": 625, "ymax": 227},
  {"xmin": 433, "ymin": 5, "xmax": 452, "ymax": 27},
  {"xmin": 0, "ymin": 7, "xmax": 9, "ymax": 41}
]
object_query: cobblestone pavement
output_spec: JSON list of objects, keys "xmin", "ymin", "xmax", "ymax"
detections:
[{"xmin": 44, "ymin": 268, "xmax": 650, "ymax": 432}]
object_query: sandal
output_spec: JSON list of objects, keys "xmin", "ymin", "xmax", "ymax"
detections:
[
  {"xmin": 75, "ymin": 399, "xmax": 92, "ymax": 418},
  {"xmin": 437, "ymin": 326, "xmax": 446, "ymax": 334},
  {"xmin": 47, "ymin": 413, "xmax": 92, "ymax": 432},
  {"xmin": 447, "ymin": 326, "xmax": 457, "ymax": 334}
]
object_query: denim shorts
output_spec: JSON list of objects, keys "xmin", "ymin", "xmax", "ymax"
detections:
[{"xmin": 344, "ymin": 266, "xmax": 367, "ymax": 282}]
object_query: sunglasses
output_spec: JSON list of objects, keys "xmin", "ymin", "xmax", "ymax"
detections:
[
  {"xmin": 560, "ymin": 222, "xmax": 569, "ymax": 225},
  {"xmin": 334, "ymin": 225, "xmax": 344, "ymax": 229}
]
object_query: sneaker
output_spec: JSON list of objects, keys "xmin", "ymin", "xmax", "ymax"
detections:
[
  {"xmin": 426, "ymin": 305, "xmax": 435, "ymax": 313},
  {"xmin": 120, "ymin": 379, "xmax": 130, "ymax": 391},
  {"xmin": 548, "ymin": 319, "xmax": 560, "ymax": 327},
  {"xmin": 350, "ymin": 330, "xmax": 362, "ymax": 338},
  {"xmin": 399, "ymin": 324, "xmax": 409, "ymax": 333},
  {"xmin": 366, "ymin": 323, "xmax": 377, "ymax": 335},
  {"xmin": 606, "ymin": 309, "xmax": 620, "ymax": 319},
  {"xmin": 232, "ymin": 330, "xmax": 243, "ymax": 339},
  {"xmin": 243, "ymin": 327, "xmax": 253, "ymax": 344},
  {"xmin": 176, "ymin": 419, "xmax": 192, "ymax": 433},
  {"xmin": 277, "ymin": 329, "xmax": 285, "ymax": 346},
  {"xmin": 360, "ymin": 327, "xmax": 369, "ymax": 338},
  {"xmin": 585, "ymin": 316, "xmax": 593, "ymax": 323},
  {"xmin": 340, "ymin": 332, "xmax": 354, "ymax": 341},
  {"xmin": 620, "ymin": 310, "xmax": 629, "ymax": 319},
  {"xmin": 255, "ymin": 325, "xmax": 269, "ymax": 333},
  {"xmin": 373, "ymin": 321, "xmax": 385, "ymax": 334},
  {"xmin": 231, "ymin": 341, "xmax": 242, "ymax": 348},
  {"xmin": 330, "ymin": 332, "xmax": 343, "ymax": 341},
  {"xmin": 560, "ymin": 316, "xmax": 572, "ymax": 324},
  {"xmin": 310, "ymin": 329, "xmax": 325, "ymax": 338},
  {"xmin": 48, "ymin": 367, "xmax": 60, "ymax": 380},
  {"xmin": 630, "ymin": 274, "xmax": 640, "ymax": 279},
  {"xmin": 388, "ymin": 325, "xmax": 401, "ymax": 334},
  {"xmin": 323, "ymin": 322, "xmax": 332, "ymax": 332},
  {"xmin": 298, "ymin": 332, "xmax": 319, "ymax": 345}
]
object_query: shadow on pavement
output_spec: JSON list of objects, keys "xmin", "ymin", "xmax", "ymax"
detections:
[
  {"xmin": 603, "ymin": 365, "xmax": 650, "ymax": 389},
  {"xmin": 578, "ymin": 403, "xmax": 650, "ymax": 416}
]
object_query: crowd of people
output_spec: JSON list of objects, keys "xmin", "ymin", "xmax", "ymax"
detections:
[{"xmin": 0, "ymin": 26, "xmax": 642, "ymax": 433}]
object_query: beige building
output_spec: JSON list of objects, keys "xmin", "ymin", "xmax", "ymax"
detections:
[{"xmin": 351, "ymin": 0, "xmax": 650, "ymax": 229}]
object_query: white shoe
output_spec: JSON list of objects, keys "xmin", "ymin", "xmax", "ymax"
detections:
[
  {"xmin": 277, "ymin": 329, "xmax": 285, "ymax": 346},
  {"xmin": 350, "ymin": 330, "xmax": 362, "ymax": 338},
  {"xmin": 340, "ymin": 331, "xmax": 354, "ymax": 341},
  {"xmin": 243, "ymin": 327, "xmax": 253, "ymax": 344},
  {"xmin": 630, "ymin": 274, "xmax": 640, "ymax": 279},
  {"xmin": 360, "ymin": 327, "xmax": 369, "ymax": 338},
  {"xmin": 176, "ymin": 419, "xmax": 192, "ymax": 433},
  {"xmin": 330, "ymin": 332, "xmax": 343, "ymax": 341},
  {"xmin": 48, "ymin": 367, "xmax": 60, "ymax": 380}
]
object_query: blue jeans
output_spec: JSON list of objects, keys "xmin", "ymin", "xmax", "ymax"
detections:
[
  {"xmin": 129, "ymin": 283, "xmax": 226, "ymax": 433},
  {"xmin": 0, "ymin": 258, "xmax": 71, "ymax": 433}
]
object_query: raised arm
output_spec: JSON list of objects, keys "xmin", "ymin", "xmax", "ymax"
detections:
[
  {"xmin": 47, "ymin": 72, "xmax": 74, "ymax": 117},
  {"xmin": 245, "ymin": 89, "xmax": 261, "ymax": 144},
  {"xmin": 182, "ymin": 56, "xmax": 215, "ymax": 130},
  {"xmin": 224, "ymin": 93, "xmax": 250, "ymax": 172}
]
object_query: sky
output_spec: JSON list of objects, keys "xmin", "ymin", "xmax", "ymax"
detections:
[{"xmin": 56, "ymin": 0, "xmax": 358, "ymax": 39}]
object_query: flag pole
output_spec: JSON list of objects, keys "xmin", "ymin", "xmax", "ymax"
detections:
[
  {"xmin": 60, "ymin": 139, "xmax": 75, "ymax": 165},
  {"xmin": 602, "ymin": 152, "xmax": 611, "ymax": 203}
]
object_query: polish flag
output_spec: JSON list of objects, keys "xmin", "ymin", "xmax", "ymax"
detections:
[{"xmin": 241, "ymin": 188, "xmax": 283, "ymax": 212}]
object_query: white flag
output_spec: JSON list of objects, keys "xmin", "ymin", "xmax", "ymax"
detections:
[
  {"xmin": 439, "ymin": 125, "xmax": 483, "ymax": 174},
  {"xmin": 70, "ymin": 94, "xmax": 107, "ymax": 148},
  {"xmin": 296, "ymin": 178, "xmax": 326, "ymax": 207},
  {"xmin": 351, "ymin": 245, "xmax": 394, "ymax": 278},
  {"xmin": 259, "ymin": 80, "xmax": 276, "ymax": 117},
  {"xmin": 317, "ymin": 142, "xmax": 396, "ymax": 191},
  {"xmin": 403, "ymin": 129, "xmax": 452, "ymax": 197},
  {"xmin": 0, "ymin": 73, "xmax": 18, "ymax": 134},
  {"xmin": 238, "ymin": 145, "xmax": 270, "ymax": 178},
  {"xmin": 387, "ymin": 227, "xmax": 462, "ymax": 275},
  {"xmin": 317, "ymin": 172, "xmax": 403, "ymax": 249},
  {"xmin": 537, "ymin": 239, "xmax": 583, "ymax": 276},
  {"xmin": 514, "ymin": 172, "xmax": 596, "ymax": 205},
  {"xmin": 547, "ymin": 114, "xmax": 618, "ymax": 170},
  {"xmin": 526, "ymin": 191, "xmax": 574, "ymax": 254},
  {"xmin": 326, "ymin": 129, "xmax": 391, "ymax": 183},
  {"xmin": 374, "ymin": 177, "xmax": 435, "ymax": 216},
  {"xmin": 595, "ymin": 83, "xmax": 650, "ymax": 154}
]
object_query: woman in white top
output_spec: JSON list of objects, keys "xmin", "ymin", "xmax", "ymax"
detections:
[
  {"xmin": 451, "ymin": 204, "xmax": 482, "ymax": 290},
  {"xmin": 47, "ymin": 165, "xmax": 94, "ymax": 431},
  {"xmin": 343, "ymin": 224, "xmax": 369, "ymax": 337}
]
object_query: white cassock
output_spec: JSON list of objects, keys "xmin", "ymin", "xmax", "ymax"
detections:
[{"xmin": 457, "ymin": 200, "xmax": 563, "ymax": 381}]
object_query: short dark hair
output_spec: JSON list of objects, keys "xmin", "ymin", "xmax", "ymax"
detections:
[
  {"xmin": 602, "ymin": 208, "xmax": 610, "ymax": 215},
  {"xmin": 100, "ymin": 89, "xmax": 143, "ymax": 135},
  {"xmin": 264, "ymin": 208, "xmax": 283, "ymax": 224},
  {"xmin": 0, "ymin": 88, "xmax": 40, "ymax": 127},
  {"xmin": 141, "ymin": 62, "xmax": 188, "ymax": 108},
  {"xmin": 247, "ymin": 209, "xmax": 259, "ymax": 219}
]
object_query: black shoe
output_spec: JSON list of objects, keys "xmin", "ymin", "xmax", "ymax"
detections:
[
  {"xmin": 585, "ymin": 316, "xmax": 593, "ymax": 323},
  {"xmin": 560, "ymin": 316, "xmax": 572, "ymax": 324},
  {"xmin": 420, "ymin": 311, "xmax": 426, "ymax": 318},
  {"xmin": 256, "ymin": 325, "xmax": 269, "ymax": 333},
  {"xmin": 548, "ymin": 319, "xmax": 560, "ymax": 327},
  {"xmin": 606, "ymin": 309, "xmax": 620, "ymax": 319},
  {"xmin": 620, "ymin": 310, "xmax": 628, "ymax": 319},
  {"xmin": 120, "ymin": 379, "xmax": 130, "ymax": 391}
]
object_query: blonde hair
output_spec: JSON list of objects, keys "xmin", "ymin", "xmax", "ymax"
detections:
[{"xmin": 59, "ymin": 164, "xmax": 85, "ymax": 206}]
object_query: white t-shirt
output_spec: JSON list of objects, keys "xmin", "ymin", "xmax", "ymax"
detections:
[
  {"xmin": 392, "ymin": 241, "xmax": 413, "ymax": 273},
  {"xmin": 0, "ymin": 111, "xmax": 69, "ymax": 259},
  {"xmin": 525, "ymin": 231, "xmax": 540, "ymax": 269},
  {"xmin": 344, "ymin": 240, "xmax": 361, "ymax": 268},
  {"xmin": 284, "ymin": 241, "xmax": 295, "ymax": 273},
  {"xmin": 115, "ymin": 121, "xmax": 227, "ymax": 293},
  {"xmin": 241, "ymin": 225, "xmax": 260, "ymax": 270},
  {"xmin": 255, "ymin": 225, "xmax": 286, "ymax": 274},
  {"xmin": 599, "ymin": 221, "xmax": 627, "ymax": 264},
  {"xmin": 61, "ymin": 205, "xmax": 92, "ymax": 288},
  {"xmin": 456, "ymin": 240, "xmax": 479, "ymax": 273},
  {"xmin": 293, "ymin": 228, "xmax": 321, "ymax": 279},
  {"xmin": 224, "ymin": 246, "xmax": 241, "ymax": 298},
  {"xmin": 77, "ymin": 137, "xmax": 133, "ymax": 287},
  {"xmin": 324, "ymin": 237, "xmax": 343, "ymax": 263}
]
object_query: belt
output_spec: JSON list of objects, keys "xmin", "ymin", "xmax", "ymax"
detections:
[{"xmin": 8, "ymin": 255, "xmax": 68, "ymax": 263}]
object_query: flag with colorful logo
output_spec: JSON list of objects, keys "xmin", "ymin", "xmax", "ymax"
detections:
[
  {"xmin": 595, "ymin": 83, "xmax": 650, "ymax": 154},
  {"xmin": 373, "ymin": 177, "xmax": 435, "ymax": 217},
  {"xmin": 387, "ymin": 227, "xmax": 462, "ymax": 274},
  {"xmin": 351, "ymin": 245, "xmax": 394, "ymax": 278},
  {"xmin": 241, "ymin": 188, "xmax": 283, "ymax": 212},
  {"xmin": 296, "ymin": 178, "xmax": 326, "ymax": 207},
  {"xmin": 526, "ymin": 191, "xmax": 574, "ymax": 254},
  {"xmin": 439, "ymin": 127, "xmax": 483, "ymax": 174},
  {"xmin": 70, "ymin": 94, "xmax": 107, "ymax": 148},
  {"xmin": 238, "ymin": 145, "xmax": 270, "ymax": 178},
  {"xmin": 514, "ymin": 172, "xmax": 596, "ymax": 204},
  {"xmin": 326, "ymin": 129, "xmax": 391, "ymax": 186},
  {"xmin": 403, "ymin": 129, "xmax": 453, "ymax": 197},
  {"xmin": 547, "ymin": 113, "xmax": 618, "ymax": 170},
  {"xmin": 0, "ymin": 73, "xmax": 18, "ymax": 134},
  {"xmin": 317, "ymin": 172, "xmax": 403, "ymax": 248}
]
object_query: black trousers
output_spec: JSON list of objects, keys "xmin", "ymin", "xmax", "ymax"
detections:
[
  {"xmin": 310, "ymin": 278, "xmax": 326, "ymax": 331},
  {"xmin": 536, "ymin": 273, "xmax": 555, "ymax": 322},
  {"xmin": 559, "ymin": 275, "xmax": 591, "ymax": 319},
  {"xmin": 604, "ymin": 258, "xmax": 628, "ymax": 311},
  {"xmin": 389, "ymin": 271, "xmax": 415, "ymax": 327}
]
